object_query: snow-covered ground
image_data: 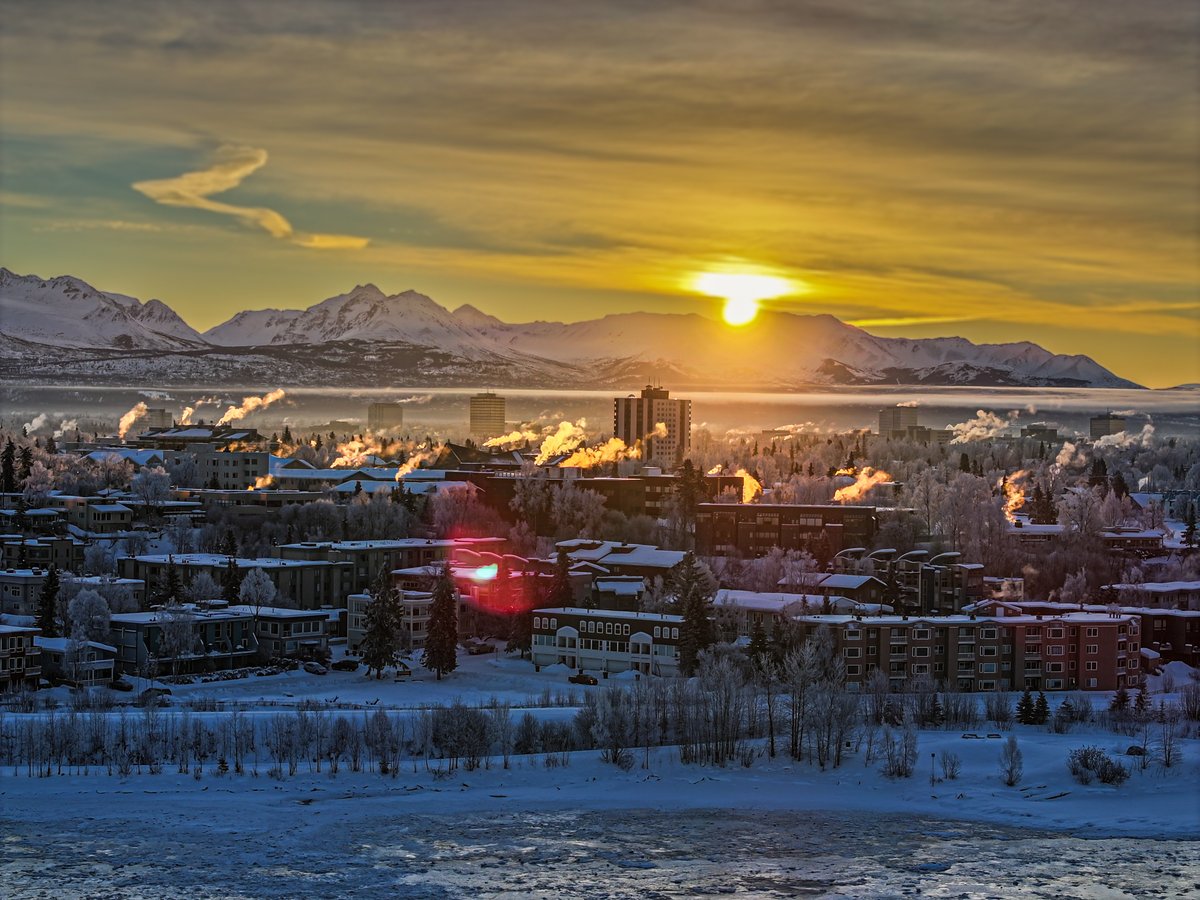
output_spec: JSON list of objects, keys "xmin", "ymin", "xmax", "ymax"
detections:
[
  {"xmin": 6, "ymin": 654, "xmax": 1198, "ymax": 897},
  {"xmin": 3, "ymin": 732, "xmax": 1198, "ymax": 898}
]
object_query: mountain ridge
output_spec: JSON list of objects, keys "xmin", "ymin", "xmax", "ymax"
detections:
[{"xmin": 0, "ymin": 267, "xmax": 1142, "ymax": 389}]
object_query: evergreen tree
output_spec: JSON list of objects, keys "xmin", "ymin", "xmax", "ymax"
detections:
[
  {"xmin": 422, "ymin": 566, "xmax": 459, "ymax": 680},
  {"xmin": 220, "ymin": 557, "xmax": 241, "ymax": 601},
  {"xmin": 17, "ymin": 446, "xmax": 32, "ymax": 483},
  {"xmin": 36, "ymin": 564, "xmax": 60, "ymax": 637},
  {"xmin": 674, "ymin": 552, "xmax": 715, "ymax": 676},
  {"xmin": 959, "ymin": 452, "xmax": 970, "ymax": 473},
  {"xmin": 1110, "ymin": 686, "xmax": 1130, "ymax": 712},
  {"xmin": 1, "ymin": 439, "xmax": 15, "ymax": 494},
  {"xmin": 747, "ymin": 616, "xmax": 768, "ymax": 665},
  {"xmin": 1133, "ymin": 684, "xmax": 1150, "ymax": 715},
  {"xmin": 155, "ymin": 556, "xmax": 184, "ymax": 607},
  {"xmin": 361, "ymin": 579, "xmax": 401, "ymax": 679},
  {"xmin": 928, "ymin": 693, "xmax": 944, "ymax": 728},
  {"xmin": 220, "ymin": 529, "xmax": 238, "ymax": 557},
  {"xmin": 1033, "ymin": 691, "xmax": 1050, "ymax": 725},
  {"xmin": 675, "ymin": 459, "xmax": 703, "ymax": 531},
  {"xmin": 1183, "ymin": 503, "xmax": 1197, "ymax": 550},
  {"xmin": 547, "ymin": 549, "xmax": 574, "ymax": 606},
  {"xmin": 1016, "ymin": 689, "xmax": 1034, "ymax": 725},
  {"xmin": 44, "ymin": 434, "xmax": 57, "ymax": 457},
  {"xmin": 506, "ymin": 570, "xmax": 539, "ymax": 658}
]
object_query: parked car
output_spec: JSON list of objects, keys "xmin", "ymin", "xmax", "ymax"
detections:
[
  {"xmin": 568, "ymin": 672, "xmax": 599, "ymax": 685},
  {"xmin": 303, "ymin": 661, "xmax": 328, "ymax": 676},
  {"xmin": 330, "ymin": 658, "xmax": 359, "ymax": 672},
  {"xmin": 467, "ymin": 642, "xmax": 493, "ymax": 655},
  {"xmin": 110, "ymin": 679, "xmax": 134, "ymax": 692}
]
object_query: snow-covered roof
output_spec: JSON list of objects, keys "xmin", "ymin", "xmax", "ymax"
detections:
[
  {"xmin": 224, "ymin": 604, "xmax": 326, "ymax": 619},
  {"xmin": 90, "ymin": 503, "xmax": 132, "ymax": 513},
  {"xmin": 535, "ymin": 606, "xmax": 684, "ymax": 623},
  {"xmin": 715, "ymin": 590, "xmax": 808, "ymax": 613},
  {"xmin": 1107, "ymin": 581, "xmax": 1200, "ymax": 593},
  {"xmin": 35, "ymin": 637, "xmax": 115, "ymax": 653},
  {"xmin": 0, "ymin": 623, "xmax": 38, "ymax": 634},
  {"xmin": 131, "ymin": 554, "xmax": 333, "ymax": 569},
  {"xmin": 814, "ymin": 574, "xmax": 883, "ymax": 590}
]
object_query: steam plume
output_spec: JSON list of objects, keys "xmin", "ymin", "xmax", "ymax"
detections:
[
  {"xmin": 948, "ymin": 409, "xmax": 1019, "ymax": 443},
  {"xmin": 833, "ymin": 466, "xmax": 892, "ymax": 503},
  {"xmin": 558, "ymin": 438, "xmax": 640, "ymax": 469},
  {"xmin": 534, "ymin": 419, "xmax": 588, "ymax": 465},
  {"xmin": 734, "ymin": 468, "xmax": 762, "ymax": 504},
  {"xmin": 118, "ymin": 402, "xmax": 149, "ymax": 439},
  {"xmin": 217, "ymin": 389, "xmax": 286, "ymax": 425},
  {"xmin": 484, "ymin": 428, "xmax": 540, "ymax": 450}
]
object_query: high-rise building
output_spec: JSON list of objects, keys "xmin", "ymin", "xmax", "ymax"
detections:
[
  {"xmin": 878, "ymin": 404, "xmax": 919, "ymax": 438},
  {"xmin": 367, "ymin": 402, "xmax": 405, "ymax": 431},
  {"xmin": 1090, "ymin": 413, "xmax": 1126, "ymax": 440},
  {"xmin": 469, "ymin": 392, "xmax": 506, "ymax": 438},
  {"xmin": 613, "ymin": 385, "xmax": 691, "ymax": 467},
  {"xmin": 143, "ymin": 408, "xmax": 173, "ymax": 430}
]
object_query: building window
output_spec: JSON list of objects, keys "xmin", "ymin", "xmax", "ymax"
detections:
[
  {"xmin": 653, "ymin": 626, "xmax": 661, "ymax": 638},
  {"xmin": 1086, "ymin": 627, "xmax": 1098, "ymax": 637},
  {"xmin": 844, "ymin": 647, "xmax": 861, "ymax": 658},
  {"xmin": 671, "ymin": 628, "xmax": 679, "ymax": 640},
  {"xmin": 910, "ymin": 647, "xmax": 929, "ymax": 658},
  {"xmin": 981, "ymin": 628, "xmax": 997, "ymax": 639},
  {"xmin": 846, "ymin": 665, "xmax": 861, "ymax": 676}
]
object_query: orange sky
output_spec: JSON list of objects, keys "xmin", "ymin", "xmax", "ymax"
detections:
[{"xmin": 1, "ymin": 1, "xmax": 1197, "ymax": 386}]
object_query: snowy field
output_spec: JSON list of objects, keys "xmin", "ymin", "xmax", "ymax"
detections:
[
  {"xmin": 4, "ymin": 656, "xmax": 1199, "ymax": 897},
  {"xmin": 4, "ymin": 715, "xmax": 1199, "ymax": 898}
]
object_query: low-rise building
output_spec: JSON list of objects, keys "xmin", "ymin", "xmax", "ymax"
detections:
[
  {"xmin": 35, "ymin": 637, "xmax": 116, "ymax": 687},
  {"xmin": 109, "ymin": 606, "xmax": 260, "ymax": 676},
  {"xmin": 118, "ymin": 554, "xmax": 348, "ymax": 610},
  {"xmin": 224, "ymin": 604, "xmax": 328, "ymax": 660},
  {"xmin": 0, "ymin": 567, "xmax": 48, "ymax": 617},
  {"xmin": 347, "ymin": 590, "xmax": 433, "ymax": 654},
  {"xmin": 0, "ymin": 623, "xmax": 41, "ymax": 691},
  {"xmin": 531, "ymin": 607, "xmax": 684, "ymax": 676}
]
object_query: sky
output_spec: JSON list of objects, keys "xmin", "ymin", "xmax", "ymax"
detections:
[{"xmin": 1, "ymin": 0, "xmax": 1197, "ymax": 388}]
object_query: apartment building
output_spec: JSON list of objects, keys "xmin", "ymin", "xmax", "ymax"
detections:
[
  {"xmin": 347, "ymin": 590, "xmax": 433, "ymax": 654},
  {"xmin": 613, "ymin": 385, "xmax": 691, "ymax": 468},
  {"xmin": 695, "ymin": 503, "xmax": 878, "ymax": 558},
  {"xmin": 118, "ymin": 554, "xmax": 347, "ymax": 610},
  {"xmin": 531, "ymin": 606, "xmax": 684, "ymax": 676},
  {"xmin": 791, "ymin": 609, "xmax": 1141, "ymax": 692},
  {"xmin": 224, "ymin": 604, "xmax": 328, "ymax": 660},
  {"xmin": 109, "ymin": 606, "xmax": 259, "ymax": 676},
  {"xmin": 0, "ymin": 623, "xmax": 41, "ymax": 691}
]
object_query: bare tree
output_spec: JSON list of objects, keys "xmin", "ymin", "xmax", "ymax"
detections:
[{"xmin": 999, "ymin": 734, "xmax": 1023, "ymax": 786}]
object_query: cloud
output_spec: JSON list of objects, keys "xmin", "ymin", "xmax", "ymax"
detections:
[{"xmin": 132, "ymin": 145, "xmax": 368, "ymax": 250}]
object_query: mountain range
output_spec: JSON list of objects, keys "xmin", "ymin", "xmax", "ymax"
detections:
[{"xmin": 0, "ymin": 268, "xmax": 1140, "ymax": 389}]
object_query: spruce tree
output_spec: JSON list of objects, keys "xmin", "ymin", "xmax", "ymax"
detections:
[
  {"xmin": 674, "ymin": 552, "xmax": 715, "ymax": 676},
  {"xmin": 547, "ymin": 549, "xmax": 574, "ymax": 606},
  {"xmin": 361, "ymin": 581, "xmax": 400, "ymax": 679},
  {"xmin": 156, "ymin": 557, "xmax": 184, "ymax": 607},
  {"xmin": 1033, "ymin": 691, "xmax": 1050, "ymax": 725},
  {"xmin": 1, "ymin": 439, "xmax": 15, "ymax": 494},
  {"xmin": 17, "ymin": 446, "xmax": 32, "ymax": 483},
  {"xmin": 1134, "ymin": 684, "xmax": 1150, "ymax": 716},
  {"xmin": 1110, "ymin": 686, "xmax": 1130, "ymax": 712},
  {"xmin": 422, "ymin": 566, "xmax": 459, "ymax": 680},
  {"xmin": 747, "ymin": 616, "xmax": 768, "ymax": 665},
  {"xmin": 36, "ymin": 564, "xmax": 60, "ymax": 637},
  {"xmin": 220, "ymin": 557, "xmax": 240, "ymax": 601},
  {"xmin": 1183, "ymin": 503, "xmax": 1197, "ymax": 550},
  {"xmin": 1016, "ymin": 689, "xmax": 1034, "ymax": 725}
]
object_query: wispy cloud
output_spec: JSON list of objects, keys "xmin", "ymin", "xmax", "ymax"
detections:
[
  {"xmin": 847, "ymin": 315, "xmax": 980, "ymax": 328},
  {"xmin": 131, "ymin": 145, "xmax": 368, "ymax": 250}
]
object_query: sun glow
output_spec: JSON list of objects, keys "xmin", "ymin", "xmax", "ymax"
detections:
[{"xmin": 693, "ymin": 271, "xmax": 796, "ymax": 326}]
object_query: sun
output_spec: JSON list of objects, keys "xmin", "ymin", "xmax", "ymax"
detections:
[{"xmin": 692, "ymin": 271, "xmax": 796, "ymax": 326}]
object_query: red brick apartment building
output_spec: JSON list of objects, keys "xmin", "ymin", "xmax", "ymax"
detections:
[
  {"xmin": 793, "ymin": 608, "xmax": 1140, "ymax": 692},
  {"xmin": 996, "ymin": 600, "xmax": 1200, "ymax": 669}
]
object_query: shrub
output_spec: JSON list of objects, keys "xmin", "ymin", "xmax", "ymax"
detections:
[
  {"xmin": 1067, "ymin": 746, "xmax": 1130, "ymax": 786},
  {"xmin": 938, "ymin": 749, "xmax": 962, "ymax": 780}
]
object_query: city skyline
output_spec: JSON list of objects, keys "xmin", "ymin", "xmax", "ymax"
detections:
[{"xmin": 1, "ymin": 1, "xmax": 1197, "ymax": 387}]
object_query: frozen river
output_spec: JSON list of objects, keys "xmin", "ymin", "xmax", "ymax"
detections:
[{"xmin": 5, "ymin": 807, "xmax": 1196, "ymax": 899}]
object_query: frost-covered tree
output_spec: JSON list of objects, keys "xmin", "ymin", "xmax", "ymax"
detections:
[
  {"xmin": 67, "ymin": 588, "xmax": 111, "ymax": 645},
  {"xmin": 187, "ymin": 571, "xmax": 222, "ymax": 606},
  {"xmin": 238, "ymin": 567, "xmax": 278, "ymax": 619}
]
